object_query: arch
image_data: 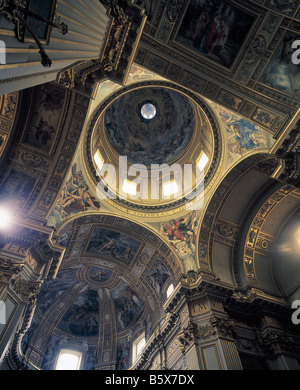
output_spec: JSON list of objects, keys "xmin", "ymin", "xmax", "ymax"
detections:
[
  {"xmin": 196, "ymin": 153, "xmax": 279, "ymax": 286},
  {"xmin": 272, "ymin": 209, "xmax": 300, "ymax": 302},
  {"xmin": 238, "ymin": 184, "xmax": 300, "ymax": 296}
]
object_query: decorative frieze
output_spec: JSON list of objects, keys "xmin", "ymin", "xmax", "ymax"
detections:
[{"xmin": 197, "ymin": 315, "xmax": 236, "ymax": 341}]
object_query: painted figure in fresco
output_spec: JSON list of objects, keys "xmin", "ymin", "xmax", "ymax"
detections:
[
  {"xmin": 164, "ymin": 218, "xmax": 185, "ymax": 242},
  {"xmin": 209, "ymin": 18, "xmax": 228, "ymax": 53},
  {"xmin": 90, "ymin": 268, "xmax": 109, "ymax": 282},
  {"xmin": 85, "ymin": 316, "xmax": 98, "ymax": 335},
  {"xmin": 84, "ymin": 346, "xmax": 97, "ymax": 370},
  {"xmin": 160, "ymin": 212, "xmax": 198, "ymax": 273},
  {"xmin": 59, "ymin": 289, "xmax": 99, "ymax": 337},
  {"xmin": 122, "ymin": 245, "xmax": 132, "ymax": 262},
  {"xmin": 148, "ymin": 260, "xmax": 172, "ymax": 297},
  {"xmin": 34, "ymin": 119, "xmax": 55, "ymax": 148},
  {"xmin": 116, "ymin": 341, "xmax": 130, "ymax": 370},
  {"xmin": 40, "ymin": 86, "xmax": 65, "ymax": 113},
  {"xmin": 100, "ymin": 237, "xmax": 118, "ymax": 253},
  {"xmin": 260, "ymin": 33, "xmax": 300, "ymax": 97},
  {"xmin": 203, "ymin": 14, "xmax": 222, "ymax": 52},
  {"xmin": 56, "ymin": 164, "xmax": 100, "ymax": 217},
  {"xmin": 160, "ymin": 211, "xmax": 197, "ymax": 249},
  {"xmin": 226, "ymin": 119, "xmax": 259, "ymax": 154},
  {"xmin": 59, "ymin": 183, "xmax": 99, "ymax": 213},
  {"xmin": 112, "ymin": 282, "xmax": 144, "ymax": 331},
  {"xmin": 87, "ymin": 229, "xmax": 140, "ymax": 264},
  {"xmin": 212, "ymin": 103, "xmax": 272, "ymax": 156},
  {"xmin": 177, "ymin": 0, "xmax": 254, "ymax": 68},
  {"xmin": 189, "ymin": 11, "xmax": 210, "ymax": 48},
  {"xmin": 41, "ymin": 337, "xmax": 60, "ymax": 370}
]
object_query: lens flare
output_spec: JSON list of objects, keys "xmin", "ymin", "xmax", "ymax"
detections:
[{"xmin": 0, "ymin": 208, "xmax": 11, "ymax": 229}]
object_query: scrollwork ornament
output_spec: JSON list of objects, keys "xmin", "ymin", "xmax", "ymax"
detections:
[
  {"xmin": 11, "ymin": 275, "xmax": 41, "ymax": 301},
  {"xmin": 218, "ymin": 223, "xmax": 234, "ymax": 237},
  {"xmin": 244, "ymin": 35, "xmax": 266, "ymax": 65},
  {"xmin": 0, "ymin": 258, "xmax": 24, "ymax": 284},
  {"xmin": 197, "ymin": 323, "xmax": 217, "ymax": 339},
  {"xmin": 257, "ymin": 331, "xmax": 295, "ymax": 358},
  {"xmin": 166, "ymin": 0, "xmax": 184, "ymax": 23},
  {"xmin": 177, "ymin": 321, "xmax": 197, "ymax": 353},
  {"xmin": 197, "ymin": 315, "xmax": 236, "ymax": 340},
  {"xmin": 57, "ymin": 69, "xmax": 75, "ymax": 89}
]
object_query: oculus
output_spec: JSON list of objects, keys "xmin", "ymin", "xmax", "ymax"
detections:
[
  {"xmin": 103, "ymin": 87, "xmax": 195, "ymax": 165},
  {"xmin": 140, "ymin": 102, "xmax": 157, "ymax": 120}
]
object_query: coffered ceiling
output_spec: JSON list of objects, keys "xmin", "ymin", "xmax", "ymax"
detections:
[{"xmin": 134, "ymin": 0, "xmax": 300, "ymax": 139}]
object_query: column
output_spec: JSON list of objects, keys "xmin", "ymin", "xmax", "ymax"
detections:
[{"xmin": 173, "ymin": 278, "xmax": 243, "ymax": 370}]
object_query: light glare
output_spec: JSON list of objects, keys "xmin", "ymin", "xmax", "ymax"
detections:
[
  {"xmin": 56, "ymin": 351, "xmax": 81, "ymax": 370},
  {"xmin": 163, "ymin": 181, "xmax": 179, "ymax": 197},
  {"xmin": 197, "ymin": 152, "xmax": 209, "ymax": 171},
  {"xmin": 122, "ymin": 180, "xmax": 137, "ymax": 196},
  {"xmin": 94, "ymin": 150, "xmax": 104, "ymax": 171},
  {"xmin": 0, "ymin": 208, "xmax": 11, "ymax": 229},
  {"xmin": 141, "ymin": 103, "xmax": 156, "ymax": 119},
  {"xmin": 166, "ymin": 283, "xmax": 174, "ymax": 298},
  {"xmin": 295, "ymin": 227, "xmax": 300, "ymax": 245}
]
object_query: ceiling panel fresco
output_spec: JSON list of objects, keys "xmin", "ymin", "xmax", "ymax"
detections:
[
  {"xmin": 134, "ymin": 0, "xmax": 300, "ymax": 138},
  {"xmin": 176, "ymin": 0, "xmax": 255, "ymax": 68},
  {"xmin": 86, "ymin": 228, "xmax": 141, "ymax": 264}
]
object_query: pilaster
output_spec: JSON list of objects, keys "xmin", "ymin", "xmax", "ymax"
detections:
[{"xmin": 164, "ymin": 275, "xmax": 243, "ymax": 370}]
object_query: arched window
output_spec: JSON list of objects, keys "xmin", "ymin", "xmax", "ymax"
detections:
[
  {"xmin": 55, "ymin": 349, "xmax": 82, "ymax": 370},
  {"xmin": 136, "ymin": 337, "xmax": 145, "ymax": 356},
  {"xmin": 132, "ymin": 333, "xmax": 145, "ymax": 364},
  {"xmin": 166, "ymin": 283, "xmax": 174, "ymax": 298}
]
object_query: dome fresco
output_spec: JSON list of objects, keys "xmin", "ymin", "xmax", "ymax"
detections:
[
  {"xmin": 58, "ymin": 289, "xmax": 100, "ymax": 337},
  {"xmin": 104, "ymin": 87, "xmax": 195, "ymax": 165},
  {"xmin": 86, "ymin": 228, "xmax": 141, "ymax": 264},
  {"xmin": 20, "ymin": 216, "xmax": 181, "ymax": 370},
  {"xmin": 86, "ymin": 81, "xmax": 218, "ymax": 214}
]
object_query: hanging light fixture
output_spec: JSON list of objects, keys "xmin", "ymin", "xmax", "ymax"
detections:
[{"xmin": 0, "ymin": 0, "xmax": 68, "ymax": 68}]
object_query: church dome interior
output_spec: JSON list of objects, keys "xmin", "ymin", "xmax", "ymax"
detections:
[
  {"xmin": 21, "ymin": 215, "xmax": 180, "ymax": 370},
  {"xmin": 86, "ymin": 82, "xmax": 218, "ymax": 213}
]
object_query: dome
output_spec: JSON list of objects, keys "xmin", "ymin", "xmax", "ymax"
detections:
[
  {"xmin": 85, "ymin": 82, "xmax": 221, "ymax": 216},
  {"xmin": 103, "ymin": 86, "xmax": 195, "ymax": 165}
]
